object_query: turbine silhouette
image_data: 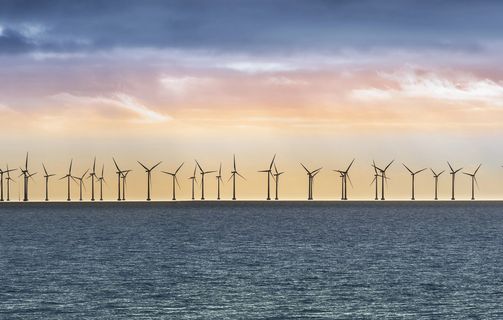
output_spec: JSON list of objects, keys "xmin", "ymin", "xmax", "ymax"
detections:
[
  {"xmin": 463, "ymin": 164, "xmax": 481, "ymax": 200},
  {"xmin": 229, "ymin": 155, "xmax": 245, "ymax": 200},
  {"xmin": 372, "ymin": 160, "xmax": 393, "ymax": 200},
  {"xmin": 301, "ymin": 163, "xmax": 321, "ymax": 200},
  {"xmin": 258, "ymin": 155, "xmax": 276, "ymax": 200},
  {"xmin": 42, "ymin": 163, "xmax": 56, "ymax": 201},
  {"xmin": 195, "ymin": 160, "xmax": 216, "ymax": 200},
  {"xmin": 273, "ymin": 163, "xmax": 284, "ymax": 200},
  {"xmin": 447, "ymin": 162, "xmax": 463, "ymax": 200},
  {"xmin": 334, "ymin": 159, "xmax": 355, "ymax": 200},
  {"xmin": 430, "ymin": 168, "xmax": 445, "ymax": 200},
  {"xmin": 162, "ymin": 162, "xmax": 184, "ymax": 201},
  {"xmin": 402, "ymin": 164, "xmax": 426, "ymax": 200},
  {"xmin": 138, "ymin": 160, "xmax": 162, "ymax": 201}
]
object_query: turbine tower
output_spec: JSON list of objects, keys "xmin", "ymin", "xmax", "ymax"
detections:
[
  {"xmin": 371, "ymin": 161, "xmax": 380, "ymax": 200},
  {"xmin": 162, "ymin": 162, "xmax": 184, "ymax": 201},
  {"xmin": 402, "ymin": 164, "xmax": 426, "ymax": 200},
  {"xmin": 463, "ymin": 164, "xmax": 481, "ymax": 200},
  {"xmin": 138, "ymin": 160, "xmax": 162, "ymax": 201},
  {"xmin": 430, "ymin": 169, "xmax": 444, "ymax": 200},
  {"xmin": 97, "ymin": 164, "xmax": 106, "ymax": 201},
  {"xmin": 447, "ymin": 162, "xmax": 463, "ymax": 200},
  {"xmin": 73, "ymin": 169, "xmax": 89, "ymax": 201},
  {"xmin": 89, "ymin": 157, "xmax": 97, "ymax": 201},
  {"xmin": 334, "ymin": 159, "xmax": 355, "ymax": 200},
  {"xmin": 300, "ymin": 163, "xmax": 322, "ymax": 200},
  {"xmin": 42, "ymin": 163, "xmax": 55, "ymax": 201},
  {"xmin": 373, "ymin": 160, "xmax": 393, "ymax": 200},
  {"xmin": 216, "ymin": 163, "xmax": 223, "ymax": 200},
  {"xmin": 195, "ymin": 160, "xmax": 216, "ymax": 200},
  {"xmin": 112, "ymin": 158, "xmax": 123, "ymax": 201},
  {"xmin": 229, "ymin": 155, "xmax": 245, "ymax": 200},
  {"xmin": 60, "ymin": 160, "xmax": 75, "ymax": 201},
  {"xmin": 19, "ymin": 153, "xmax": 35, "ymax": 201},
  {"xmin": 258, "ymin": 155, "xmax": 276, "ymax": 200},
  {"xmin": 121, "ymin": 170, "xmax": 131, "ymax": 201},
  {"xmin": 188, "ymin": 165, "xmax": 198, "ymax": 200},
  {"xmin": 273, "ymin": 163, "xmax": 284, "ymax": 200},
  {"xmin": 0, "ymin": 166, "xmax": 15, "ymax": 201},
  {"xmin": 5, "ymin": 165, "xmax": 15, "ymax": 201}
]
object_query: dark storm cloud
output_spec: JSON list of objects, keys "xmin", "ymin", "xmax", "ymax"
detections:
[{"xmin": 0, "ymin": 0, "xmax": 502, "ymax": 54}]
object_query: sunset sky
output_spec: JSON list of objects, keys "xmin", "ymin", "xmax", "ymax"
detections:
[{"xmin": 1, "ymin": 1, "xmax": 503, "ymax": 200}]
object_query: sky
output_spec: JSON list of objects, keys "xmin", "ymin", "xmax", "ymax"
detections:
[{"xmin": 1, "ymin": 0, "xmax": 503, "ymax": 200}]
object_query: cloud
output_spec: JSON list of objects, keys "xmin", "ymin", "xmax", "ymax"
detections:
[
  {"xmin": 351, "ymin": 68, "xmax": 503, "ymax": 106},
  {"xmin": 159, "ymin": 76, "xmax": 213, "ymax": 95},
  {"xmin": 0, "ymin": 27, "xmax": 35, "ymax": 53},
  {"xmin": 51, "ymin": 92, "xmax": 171, "ymax": 123}
]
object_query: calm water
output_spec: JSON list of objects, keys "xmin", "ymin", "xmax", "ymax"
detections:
[{"xmin": 1, "ymin": 201, "xmax": 503, "ymax": 319}]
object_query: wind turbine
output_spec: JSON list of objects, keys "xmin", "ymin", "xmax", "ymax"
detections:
[
  {"xmin": 195, "ymin": 160, "xmax": 216, "ymax": 200},
  {"xmin": 112, "ymin": 158, "xmax": 123, "ymax": 201},
  {"xmin": 188, "ymin": 165, "xmax": 198, "ymax": 200},
  {"xmin": 300, "ymin": 163, "xmax": 322, "ymax": 200},
  {"xmin": 371, "ymin": 161, "xmax": 379, "ymax": 200},
  {"xmin": 138, "ymin": 160, "xmax": 162, "ymax": 201},
  {"xmin": 42, "ymin": 163, "xmax": 56, "ymax": 201},
  {"xmin": 447, "ymin": 162, "xmax": 463, "ymax": 200},
  {"xmin": 162, "ymin": 162, "xmax": 184, "ymax": 201},
  {"xmin": 258, "ymin": 154, "xmax": 276, "ymax": 200},
  {"xmin": 19, "ymin": 153, "xmax": 35, "ymax": 201},
  {"xmin": 273, "ymin": 163, "xmax": 284, "ymax": 200},
  {"xmin": 373, "ymin": 160, "xmax": 393, "ymax": 200},
  {"xmin": 0, "ymin": 166, "xmax": 15, "ymax": 201},
  {"xmin": 97, "ymin": 164, "xmax": 106, "ymax": 201},
  {"xmin": 216, "ymin": 163, "xmax": 223, "ymax": 200},
  {"xmin": 229, "ymin": 155, "xmax": 245, "ymax": 200},
  {"xmin": 463, "ymin": 164, "xmax": 481, "ymax": 200},
  {"xmin": 89, "ymin": 157, "xmax": 97, "ymax": 201},
  {"xmin": 402, "ymin": 164, "xmax": 426, "ymax": 200},
  {"xmin": 73, "ymin": 169, "xmax": 89, "ymax": 201},
  {"xmin": 121, "ymin": 170, "xmax": 132, "ymax": 201},
  {"xmin": 430, "ymin": 169, "xmax": 444, "ymax": 200},
  {"xmin": 334, "ymin": 159, "xmax": 355, "ymax": 200},
  {"xmin": 5, "ymin": 165, "xmax": 15, "ymax": 201},
  {"xmin": 60, "ymin": 160, "xmax": 76, "ymax": 201}
]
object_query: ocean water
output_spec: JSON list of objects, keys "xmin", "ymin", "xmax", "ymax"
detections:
[{"xmin": 1, "ymin": 201, "xmax": 502, "ymax": 319}]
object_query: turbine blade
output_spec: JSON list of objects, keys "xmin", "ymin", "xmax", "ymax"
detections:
[
  {"xmin": 228, "ymin": 173, "xmax": 234, "ymax": 182},
  {"xmin": 347, "ymin": 173, "xmax": 353, "ymax": 188},
  {"xmin": 42, "ymin": 163, "xmax": 48, "ymax": 176},
  {"xmin": 346, "ymin": 158, "xmax": 355, "ymax": 172},
  {"xmin": 474, "ymin": 163, "xmax": 482, "ymax": 175},
  {"xmin": 300, "ymin": 163, "xmax": 309, "ymax": 173},
  {"xmin": 269, "ymin": 154, "xmax": 276, "ymax": 170},
  {"xmin": 430, "ymin": 168, "xmax": 436, "ymax": 176},
  {"xmin": 137, "ymin": 161, "xmax": 149, "ymax": 171},
  {"xmin": 237, "ymin": 172, "xmax": 246, "ymax": 181},
  {"xmin": 416, "ymin": 168, "xmax": 427, "ymax": 174},
  {"xmin": 233, "ymin": 155, "xmax": 236, "ymax": 171},
  {"xmin": 447, "ymin": 161, "xmax": 454, "ymax": 172},
  {"xmin": 151, "ymin": 161, "xmax": 162, "ymax": 171},
  {"xmin": 385, "ymin": 160, "xmax": 394, "ymax": 171},
  {"xmin": 175, "ymin": 162, "xmax": 184, "ymax": 174},
  {"xmin": 402, "ymin": 163, "xmax": 413, "ymax": 174}
]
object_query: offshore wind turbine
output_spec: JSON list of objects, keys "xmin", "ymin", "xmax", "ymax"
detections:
[
  {"xmin": 162, "ymin": 162, "xmax": 184, "ymax": 201},
  {"xmin": 430, "ymin": 169, "xmax": 445, "ymax": 200},
  {"xmin": 0, "ymin": 166, "xmax": 15, "ymax": 201},
  {"xmin": 5, "ymin": 165, "xmax": 15, "ymax": 201},
  {"xmin": 112, "ymin": 158, "xmax": 123, "ymax": 201},
  {"xmin": 216, "ymin": 163, "xmax": 223, "ymax": 200},
  {"xmin": 60, "ymin": 160, "xmax": 75, "ymax": 201},
  {"xmin": 402, "ymin": 164, "xmax": 426, "ymax": 200},
  {"xmin": 334, "ymin": 159, "xmax": 355, "ymax": 200},
  {"xmin": 463, "ymin": 164, "xmax": 481, "ymax": 200},
  {"xmin": 273, "ymin": 163, "xmax": 284, "ymax": 200},
  {"xmin": 89, "ymin": 158, "xmax": 97, "ymax": 201},
  {"xmin": 97, "ymin": 164, "xmax": 106, "ymax": 201},
  {"xmin": 301, "ymin": 163, "xmax": 322, "ymax": 200},
  {"xmin": 121, "ymin": 170, "xmax": 132, "ymax": 201},
  {"xmin": 73, "ymin": 169, "xmax": 89, "ymax": 201},
  {"xmin": 188, "ymin": 165, "xmax": 198, "ymax": 200},
  {"xmin": 447, "ymin": 162, "xmax": 463, "ymax": 200},
  {"xmin": 373, "ymin": 160, "xmax": 393, "ymax": 200},
  {"xmin": 195, "ymin": 160, "xmax": 216, "ymax": 200},
  {"xmin": 138, "ymin": 160, "xmax": 162, "ymax": 201},
  {"xmin": 229, "ymin": 155, "xmax": 245, "ymax": 200},
  {"xmin": 42, "ymin": 163, "xmax": 56, "ymax": 201},
  {"xmin": 258, "ymin": 154, "xmax": 276, "ymax": 200},
  {"xmin": 19, "ymin": 153, "xmax": 36, "ymax": 201}
]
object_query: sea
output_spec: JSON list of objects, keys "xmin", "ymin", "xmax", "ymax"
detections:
[{"xmin": 1, "ymin": 201, "xmax": 502, "ymax": 319}]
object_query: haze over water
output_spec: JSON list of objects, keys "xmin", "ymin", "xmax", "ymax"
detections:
[{"xmin": 1, "ymin": 201, "xmax": 502, "ymax": 318}]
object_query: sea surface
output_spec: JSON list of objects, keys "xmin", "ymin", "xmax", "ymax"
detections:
[{"xmin": 1, "ymin": 201, "xmax": 502, "ymax": 319}]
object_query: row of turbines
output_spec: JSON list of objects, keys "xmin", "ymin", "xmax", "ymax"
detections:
[{"xmin": 0, "ymin": 153, "xmax": 484, "ymax": 202}]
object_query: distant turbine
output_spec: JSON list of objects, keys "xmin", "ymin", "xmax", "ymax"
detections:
[
  {"xmin": 73, "ymin": 169, "xmax": 89, "ymax": 201},
  {"xmin": 258, "ymin": 154, "xmax": 276, "ymax": 200},
  {"xmin": 430, "ymin": 169, "xmax": 445, "ymax": 200},
  {"xmin": 42, "ymin": 163, "xmax": 56, "ymax": 201},
  {"xmin": 216, "ymin": 163, "xmax": 223, "ymax": 200},
  {"xmin": 5, "ymin": 165, "xmax": 16, "ymax": 201},
  {"xmin": 372, "ymin": 160, "xmax": 393, "ymax": 200},
  {"xmin": 371, "ymin": 161, "xmax": 379, "ymax": 200},
  {"xmin": 121, "ymin": 170, "xmax": 131, "ymax": 201},
  {"xmin": 195, "ymin": 160, "xmax": 216, "ymax": 200},
  {"xmin": 463, "ymin": 164, "xmax": 481, "ymax": 200},
  {"xmin": 138, "ymin": 160, "xmax": 162, "ymax": 201},
  {"xmin": 229, "ymin": 155, "xmax": 245, "ymax": 200},
  {"xmin": 447, "ymin": 162, "xmax": 463, "ymax": 200},
  {"xmin": 188, "ymin": 165, "xmax": 198, "ymax": 200},
  {"xmin": 273, "ymin": 163, "xmax": 284, "ymax": 200},
  {"xmin": 162, "ymin": 162, "xmax": 184, "ymax": 201},
  {"xmin": 300, "ymin": 163, "xmax": 322, "ymax": 200},
  {"xmin": 89, "ymin": 157, "xmax": 97, "ymax": 201},
  {"xmin": 0, "ymin": 166, "xmax": 16, "ymax": 201},
  {"xmin": 19, "ymin": 153, "xmax": 36, "ymax": 201},
  {"xmin": 112, "ymin": 158, "xmax": 123, "ymax": 201},
  {"xmin": 60, "ymin": 159, "xmax": 75, "ymax": 201},
  {"xmin": 97, "ymin": 164, "xmax": 106, "ymax": 201},
  {"xmin": 402, "ymin": 164, "xmax": 426, "ymax": 200},
  {"xmin": 334, "ymin": 159, "xmax": 355, "ymax": 200}
]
